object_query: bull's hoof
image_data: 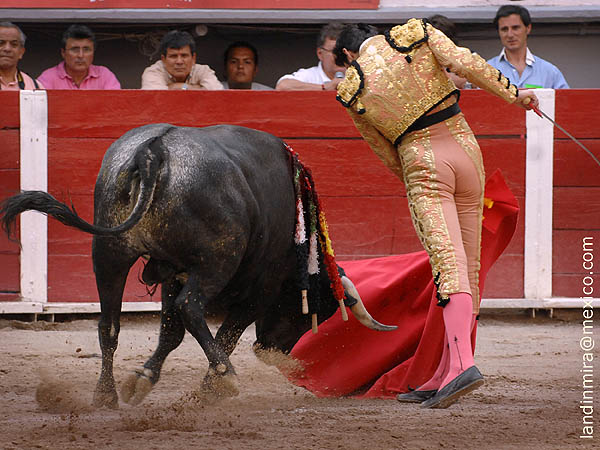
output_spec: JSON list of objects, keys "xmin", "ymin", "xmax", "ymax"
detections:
[
  {"xmin": 201, "ymin": 366, "xmax": 239, "ymax": 399},
  {"xmin": 92, "ymin": 387, "xmax": 119, "ymax": 409},
  {"xmin": 120, "ymin": 368, "xmax": 154, "ymax": 406}
]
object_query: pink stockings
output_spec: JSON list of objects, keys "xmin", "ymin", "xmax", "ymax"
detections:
[{"xmin": 417, "ymin": 293, "xmax": 477, "ymax": 391}]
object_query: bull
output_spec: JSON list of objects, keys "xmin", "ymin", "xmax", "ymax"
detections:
[{"xmin": 1, "ymin": 124, "xmax": 395, "ymax": 408}]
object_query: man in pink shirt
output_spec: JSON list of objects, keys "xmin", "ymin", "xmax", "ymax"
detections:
[
  {"xmin": 38, "ymin": 25, "xmax": 120, "ymax": 90},
  {"xmin": 0, "ymin": 22, "xmax": 42, "ymax": 90}
]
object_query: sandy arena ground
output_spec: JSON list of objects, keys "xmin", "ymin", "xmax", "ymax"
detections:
[{"xmin": 0, "ymin": 311, "xmax": 596, "ymax": 449}]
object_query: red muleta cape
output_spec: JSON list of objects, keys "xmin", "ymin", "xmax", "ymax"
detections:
[{"xmin": 284, "ymin": 169, "xmax": 519, "ymax": 398}]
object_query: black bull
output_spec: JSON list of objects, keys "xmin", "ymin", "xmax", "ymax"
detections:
[{"xmin": 0, "ymin": 124, "xmax": 395, "ymax": 408}]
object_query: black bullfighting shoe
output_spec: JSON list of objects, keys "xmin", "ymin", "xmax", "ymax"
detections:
[
  {"xmin": 396, "ymin": 389, "xmax": 437, "ymax": 403},
  {"xmin": 420, "ymin": 366, "xmax": 484, "ymax": 409}
]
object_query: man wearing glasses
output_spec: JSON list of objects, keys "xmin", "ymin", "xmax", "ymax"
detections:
[
  {"xmin": 276, "ymin": 23, "xmax": 347, "ymax": 91},
  {"xmin": 38, "ymin": 25, "xmax": 120, "ymax": 89}
]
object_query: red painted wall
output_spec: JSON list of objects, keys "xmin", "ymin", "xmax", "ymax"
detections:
[
  {"xmin": 552, "ymin": 90, "xmax": 600, "ymax": 297},
  {"xmin": 0, "ymin": 90, "xmax": 598, "ymax": 302},
  {"xmin": 2, "ymin": 1, "xmax": 379, "ymax": 9},
  {"xmin": 0, "ymin": 94, "xmax": 20, "ymax": 301}
]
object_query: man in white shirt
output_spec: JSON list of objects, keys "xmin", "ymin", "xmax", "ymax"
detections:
[{"xmin": 276, "ymin": 23, "xmax": 347, "ymax": 91}]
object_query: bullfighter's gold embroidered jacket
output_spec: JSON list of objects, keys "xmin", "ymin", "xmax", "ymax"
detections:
[{"xmin": 336, "ymin": 18, "xmax": 519, "ymax": 178}]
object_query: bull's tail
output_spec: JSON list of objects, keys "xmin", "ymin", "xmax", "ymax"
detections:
[{"xmin": 0, "ymin": 134, "xmax": 168, "ymax": 241}]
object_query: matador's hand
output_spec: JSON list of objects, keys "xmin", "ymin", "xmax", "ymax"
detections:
[{"xmin": 516, "ymin": 89, "xmax": 539, "ymax": 110}]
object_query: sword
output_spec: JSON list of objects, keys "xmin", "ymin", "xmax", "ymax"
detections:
[{"xmin": 525, "ymin": 98, "xmax": 600, "ymax": 168}]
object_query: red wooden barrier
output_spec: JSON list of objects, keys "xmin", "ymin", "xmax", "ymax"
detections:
[
  {"xmin": 553, "ymin": 90, "xmax": 600, "ymax": 296},
  {"xmin": 0, "ymin": 94, "xmax": 20, "ymax": 300},
  {"xmin": 1, "ymin": 89, "xmax": 598, "ymax": 303},
  {"xmin": 5, "ymin": 0, "xmax": 379, "ymax": 9}
]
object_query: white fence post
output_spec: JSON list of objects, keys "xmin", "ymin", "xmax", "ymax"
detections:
[
  {"xmin": 19, "ymin": 90, "xmax": 48, "ymax": 303},
  {"xmin": 524, "ymin": 89, "xmax": 555, "ymax": 300}
]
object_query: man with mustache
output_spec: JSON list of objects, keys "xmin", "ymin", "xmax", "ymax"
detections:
[{"xmin": 141, "ymin": 30, "xmax": 222, "ymax": 91}]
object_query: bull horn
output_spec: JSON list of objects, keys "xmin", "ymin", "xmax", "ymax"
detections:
[{"xmin": 341, "ymin": 276, "xmax": 398, "ymax": 332}]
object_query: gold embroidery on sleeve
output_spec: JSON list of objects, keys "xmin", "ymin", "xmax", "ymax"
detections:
[{"xmin": 426, "ymin": 23, "xmax": 518, "ymax": 102}]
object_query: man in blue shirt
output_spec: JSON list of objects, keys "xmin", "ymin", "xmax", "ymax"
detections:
[{"xmin": 487, "ymin": 5, "xmax": 569, "ymax": 89}]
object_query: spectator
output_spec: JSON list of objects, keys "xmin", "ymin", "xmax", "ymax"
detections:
[
  {"xmin": 487, "ymin": 5, "xmax": 569, "ymax": 89},
  {"xmin": 222, "ymin": 41, "xmax": 272, "ymax": 90},
  {"xmin": 38, "ymin": 25, "xmax": 120, "ymax": 90},
  {"xmin": 141, "ymin": 30, "xmax": 222, "ymax": 90},
  {"xmin": 428, "ymin": 15, "xmax": 468, "ymax": 89},
  {"xmin": 276, "ymin": 22, "xmax": 347, "ymax": 91},
  {"xmin": 0, "ymin": 22, "xmax": 42, "ymax": 90}
]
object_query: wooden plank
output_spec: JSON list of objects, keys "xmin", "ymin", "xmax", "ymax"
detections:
[
  {"xmin": 0, "ymin": 230, "xmax": 19, "ymax": 254},
  {"xmin": 46, "ymin": 254, "xmax": 102, "ymax": 302},
  {"xmin": 5, "ymin": 0, "xmax": 380, "ymax": 9},
  {"xmin": 48, "ymin": 138, "xmax": 108, "ymax": 195},
  {"xmin": 0, "ymin": 294, "xmax": 22, "ymax": 303},
  {"xmin": 288, "ymin": 139, "xmax": 404, "ymax": 197},
  {"xmin": 319, "ymin": 196, "xmax": 405, "ymax": 258},
  {"xmin": 45, "ymin": 90, "xmax": 528, "ymax": 140},
  {"xmin": 19, "ymin": 90, "xmax": 48, "ymax": 304},
  {"xmin": 0, "ymin": 254, "xmax": 19, "ymax": 292},
  {"xmin": 0, "ymin": 170, "xmax": 20, "ymax": 203},
  {"xmin": 48, "ymin": 138, "xmax": 404, "ymax": 198},
  {"xmin": 460, "ymin": 90, "xmax": 526, "ymax": 136},
  {"xmin": 42, "ymin": 301, "xmax": 161, "ymax": 314},
  {"xmin": 296, "ymin": 139, "xmax": 526, "ymax": 198},
  {"xmin": 553, "ymin": 187, "xmax": 600, "ymax": 229},
  {"xmin": 0, "ymin": 169, "xmax": 20, "ymax": 257},
  {"xmin": 0, "ymin": 92, "xmax": 20, "ymax": 129},
  {"xmin": 0, "ymin": 130, "xmax": 19, "ymax": 169},
  {"xmin": 553, "ymin": 274, "xmax": 591, "ymax": 298},
  {"xmin": 483, "ymin": 254, "xmax": 524, "ymax": 299},
  {"xmin": 479, "ymin": 298, "xmax": 600, "ymax": 309},
  {"xmin": 554, "ymin": 139, "xmax": 600, "ymax": 187},
  {"xmin": 391, "ymin": 198, "xmax": 427, "ymax": 255},
  {"xmin": 48, "ymin": 137, "xmax": 401, "ymax": 197},
  {"xmin": 553, "ymin": 229, "xmax": 600, "ymax": 274},
  {"xmin": 523, "ymin": 89, "xmax": 554, "ymax": 300},
  {"xmin": 46, "ymin": 138, "xmax": 527, "ymax": 200},
  {"xmin": 480, "ymin": 139, "xmax": 526, "ymax": 197},
  {"xmin": 555, "ymin": 89, "xmax": 600, "ymax": 139},
  {"xmin": 0, "ymin": 170, "xmax": 20, "ymax": 250},
  {"xmin": 47, "ymin": 257, "xmax": 159, "ymax": 303},
  {"xmin": 46, "ymin": 91, "xmax": 359, "ymax": 139},
  {"xmin": 48, "ymin": 223, "xmax": 92, "ymax": 256}
]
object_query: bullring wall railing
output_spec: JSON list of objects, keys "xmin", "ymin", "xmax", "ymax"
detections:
[{"xmin": 0, "ymin": 89, "xmax": 598, "ymax": 313}]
